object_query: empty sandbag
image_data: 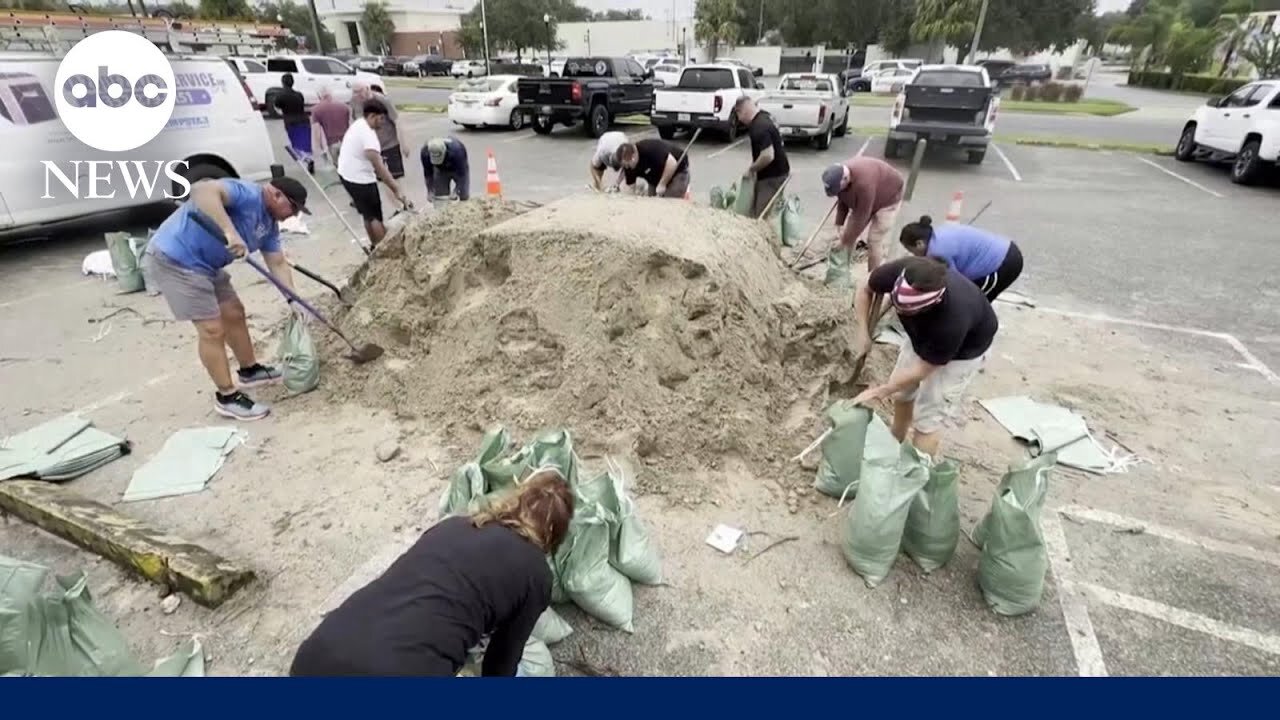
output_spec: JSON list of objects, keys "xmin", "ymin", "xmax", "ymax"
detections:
[
  {"xmin": 603, "ymin": 459, "xmax": 661, "ymax": 585},
  {"xmin": 975, "ymin": 454, "xmax": 1055, "ymax": 616},
  {"xmin": 841, "ymin": 442, "xmax": 931, "ymax": 588},
  {"xmin": 560, "ymin": 516, "xmax": 634, "ymax": 632},
  {"xmin": 517, "ymin": 637, "xmax": 556, "ymax": 677},
  {"xmin": 531, "ymin": 607, "xmax": 573, "ymax": 645},
  {"xmin": 733, "ymin": 175, "xmax": 756, "ymax": 216},
  {"xmin": 278, "ymin": 313, "xmax": 319, "ymax": 395},
  {"xmin": 813, "ymin": 402, "xmax": 872, "ymax": 499},
  {"xmin": 902, "ymin": 458, "xmax": 960, "ymax": 573},
  {"xmin": 438, "ymin": 427, "xmax": 510, "ymax": 517},
  {"xmin": 105, "ymin": 232, "xmax": 144, "ymax": 294}
]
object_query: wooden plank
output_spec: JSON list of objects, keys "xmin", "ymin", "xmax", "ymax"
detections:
[{"xmin": 0, "ymin": 480, "xmax": 254, "ymax": 608}]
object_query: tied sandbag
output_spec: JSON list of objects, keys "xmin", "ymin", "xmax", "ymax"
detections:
[
  {"xmin": 708, "ymin": 183, "xmax": 737, "ymax": 210},
  {"xmin": 531, "ymin": 607, "xmax": 573, "ymax": 645},
  {"xmin": 602, "ymin": 459, "xmax": 661, "ymax": 585},
  {"xmin": 278, "ymin": 313, "xmax": 320, "ymax": 394},
  {"xmin": 438, "ymin": 426, "xmax": 510, "ymax": 517},
  {"xmin": 773, "ymin": 195, "xmax": 803, "ymax": 247},
  {"xmin": 105, "ymin": 232, "xmax": 144, "ymax": 294},
  {"xmin": 902, "ymin": 458, "xmax": 960, "ymax": 573},
  {"xmin": 824, "ymin": 244, "xmax": 854, "ymax": 288},
  {"xmin": 814, "ymin": 402, "xmax": 872, "ymax": 499},
  {"xmin": 481, "ymin": 428, "xmax": 578, "ymax": 493},
  {"xmin": 841, "ymin": 442, "xmax": 931, "ymax": 588},
  {"xmin": 733, "ymin": 175, "xmax": 756, "ymax": 217},
  {"xmin": 560, "ymin": 514, "xmax": 635, "ymax": 632},
  {"xmin": 975, "ymin": 454, "xmax": 1055, "ymax": 616}
]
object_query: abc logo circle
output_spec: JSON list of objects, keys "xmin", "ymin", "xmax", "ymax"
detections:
[{"xmin": 54, "ymin": 31, "xmax": 176, "ymax": 152}]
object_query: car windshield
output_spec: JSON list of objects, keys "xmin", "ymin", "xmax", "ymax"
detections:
[
  {"xmin": 781, "ymin": 76, "xmax": 831, "ymax": 91},
  {"xmin": 563, "ymin": 58, "xmax": 614, "ymax": 77},
  {"xmin": 678, "ymin": 67, "xmax": 734, "ymax": 88},
  {"xmin": 914, "ymin": 70, "xmax": 984, "ymax": 87}
]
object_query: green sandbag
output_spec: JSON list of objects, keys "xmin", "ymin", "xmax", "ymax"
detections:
[
  {"xmin": 561, "ymin": 515, "xmax": 634, "ymax": 632},
  {"xmin": 813, "ymin": 402, "xmax": 872, "ymax": 499},
  {"xmin": 841, "ymin": 442, "xmax": 931, "ymax": 588},
  {"xmin": 902, "ymin": 458, "xmax": 960, "ymax": 573},
  {"xmin": 975, "ymin": 454, "xmax": 1055, "ymax": 616},
  {"xmin": 438, "ymin": 426, "xmax": 510, "ymax": 517},
  {"xmin": 517, "ymin": 637, "xmax": 556, "ymax": 677},
  {"xmin": 708, "ymin": 184, "xmax": 736, "ymax": 210},
  {"xmin": 824, "ymin": 244, "xmax": 853, "ymax": 288},
  {"xmin": 105, "ymin": 232, "xmax": 144, "ymax": 294},
  {"xmin": 733, "ymin": 175, "xmax": 756, "ymax": 216},
  {"xmin": 773, "ymin": 195, "xmax": 803, "ymax": 247},
  {"xmin": 602, "ymin": 460, "xmax": 661, "ymax": 585},
  {"xmin": 482, "ymin": 428, "xmax": 578, "ymax": 492},
  {"xmin": 531, "ymin": 607, "xmax": 573, "ymax": 645},
  {"xmin": 278, "ymin": 313, "xmax": 319, "ymax": 395}
]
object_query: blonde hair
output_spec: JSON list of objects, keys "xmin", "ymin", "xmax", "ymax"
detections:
[{"xmin": 472, "ymin": 469, "xmax": 574, "ymax": 553}]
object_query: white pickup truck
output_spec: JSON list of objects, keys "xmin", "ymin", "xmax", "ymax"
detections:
[
  {"xmin": 650, "ymin": 63, "xmax": 765, "ymax": 140},
  {"xmin": 1175, "ymin": 79, "xmax": 1280, "ymax": 185},
  {"xmin": 241, "ymin": 54, "xmax": 386, "ymax": 117},
  {"xmin": 758, "ymin": 72, "xmax": 850, "ymax": 150}
]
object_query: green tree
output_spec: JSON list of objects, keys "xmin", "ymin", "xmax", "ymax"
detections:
[
  {"xmin": 594, "ymin": 8, "xmax": 646, "ymax": 21},
  {"xmin": 458, "ymin": 0, "xmax": 580, "ymax": 61},
  {"xmin": 880, "ymin": 0, "xmax": 918, "ymax": 55},
  {"xmin": 695, "ymin": 0, "xmax": 739, "ymax": 60},
  {"xmin": 257, "ymin": 0, "xmax": 336, "ymax": 52},
  {"xmin": 361, "ymin": 0, "xmax": 394, "ymax": 54},
  {"xmin": 165, "ymin": 1, "xmax": 199, "ymax": 17},
  {"xmin": 199, "ymin": 0, "xmax": 252, "ymax": 20},
  {"xmin": 1240, "ymin": 32, "xmax": 1280, "ymax": 76}
]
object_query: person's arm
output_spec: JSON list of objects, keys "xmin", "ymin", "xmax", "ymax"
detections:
[
  {"xmin": 747, "ymin": 145, "xmax": 775, "ymax": 175},
  {"xmin": 855, "ymin": 261, "xmax": 898, "ymax": 351},
  {"xmin": 191, "ymin": 180, "xmax": 246, "ymax": 257},
  {"xmin": 655, "ymin": 155, "xmax": 679, "ymax": 195},
  {"xmin": 590, "ymin": 159, "xmax": 605, "ymax": 191},
  {"xmin": 365, "ymin": 149, "xmax": 405, "ymax": 201},
  {"xmin": 480, "ymin": 581, "xmax": 548, "ymax": 677},
  {"xmin": 854, "ymin": 357, "xmax": 940, "ymax": 406},
  {"xmin": 260, "ymin": 248, "xmax": 297, "ymax": 294},
  {"xmin": 840, "ymin": 178, "xmax": 875, "ymax": 247},
  {"xmin": 420, "ymin": 146, "xmax": 436, "ymax": 199}
]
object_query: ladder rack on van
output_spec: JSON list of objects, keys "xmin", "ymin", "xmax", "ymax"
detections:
[{"xmin": 1, "ymin": 11, "xmax": 290, "ymax": 55}]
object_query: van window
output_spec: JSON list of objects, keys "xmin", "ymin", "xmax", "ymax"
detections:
[
  {"xmin": 240, "ymin": 59, "xmax": 266, "ymax": 73},
  {"xmin": 267, "ymin": 58, "xmax": 298, "ymax": 72},
  {"xmin": 326, "ymin": 59, "xmax": 352, "ymax": 75},
  {"xmin": 781, "ymin": 76, "xmax": 832, "ymax": 91},
  {"xmin": 678, "ymin": 67, "xmax": 735, "ymax": 88},
  {"xmin": 302, "ymin": 58, "xmax": 332, "ymax": 74}
]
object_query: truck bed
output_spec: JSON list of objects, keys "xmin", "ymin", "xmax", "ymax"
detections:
[{"xmin": 902, "ymin": 84, "xmax": 991, "ymax": 124}]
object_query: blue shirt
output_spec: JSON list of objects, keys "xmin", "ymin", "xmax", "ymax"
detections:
[
  {"xmin": 926, "ymin": 223, "xmax": 1011, "ymax": 280},
  {"xmin": 420, "ymin": 138, "xmax": 469, "ymax": 182},
  {"xmin": 150, "ymin": 179, "xmax": 281, "ymax": 276}
]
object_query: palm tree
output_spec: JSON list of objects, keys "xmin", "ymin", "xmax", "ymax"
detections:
[
  {"xmin": 911, "ymin": 0, "xmax": 980, "ymax": 59},
  {"xmin": 1240, "ymin": 32, "xmax": 1280, "ymax": 77},
  {"xmin": 694, "ymin": 0, "xmax": 738, "ymax": 61}
]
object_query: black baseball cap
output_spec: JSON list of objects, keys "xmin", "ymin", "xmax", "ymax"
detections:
[{"xmin": 269, "ymin": 176, "xmax": 310, "ymax": 215}]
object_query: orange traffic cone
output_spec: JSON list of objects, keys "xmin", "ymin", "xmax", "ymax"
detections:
[
  {"xmin": 485, "ymin": 149, "xmax": 502, "ymax": 197},
  {"xmin": 944, "ymin": 191, "xmax": 964, "ymax": 222}
]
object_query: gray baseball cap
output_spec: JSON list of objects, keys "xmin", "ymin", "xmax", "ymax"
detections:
[{"xmin": 821, "ymin": 164, "xmax": 846, "ymax": 196}]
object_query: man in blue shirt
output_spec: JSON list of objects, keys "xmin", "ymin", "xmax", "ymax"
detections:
[
  {"xmin": 421, "ymin": 137, "xmax": 470, "ymax": 202},
  {"xmin": 144, "ymin": 177, "xmax": 309, "ymax": 420}
]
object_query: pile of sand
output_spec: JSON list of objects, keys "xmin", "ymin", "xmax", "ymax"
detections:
[{"xmin": 327, "ymin": 195, "xmax": 863, "ymax": 491}]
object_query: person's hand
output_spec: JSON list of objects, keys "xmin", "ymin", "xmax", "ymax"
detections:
[
  {"xmin": 656, "ymin": 184, "xmax": 667, "ymax": 196},
  {"xmin": 853, "ymin": 328, "xmax": 870, "ymax": 359},
  {"xmin": 226, "ymin": 229, "xmax": 248, "ymax": 259},
  {"xmin": 851, "ymin": 384, "xmax": 886, "ymax": 407},
  {"xmin": 288, "ymin": 299, "xmax": 307, "ymax": 319}
]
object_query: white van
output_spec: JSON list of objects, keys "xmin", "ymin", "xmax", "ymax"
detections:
[{"xmin": 0, "ymin": 54, "xmax": 277, "ymax": 241}]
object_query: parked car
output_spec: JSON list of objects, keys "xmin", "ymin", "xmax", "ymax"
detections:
[
  {"xmin": 355, "ymin": 55, "xmax": 383, "ymax": 72},
  {"xmin": 651, "ymin": 61, "xmax": 683, "ymax": 88},
  {"xmin": 975, "ymin": 59, "xmax": 1016, "ymax": 84},
  {"xmin": 849, "ymin": 58, "xmax": 923, "ymax": 92},
  {"xmin": 1175, "ymin": 80, "xmax": 1280, "ymax": 185},
  {"xmin": 0, "ymin": 55, "xmax": 275, "ymax": 240},
  {"xmin": 1003, "ymin": 63, "xmax": 1052, "ymax": 84},
  {"xmin": 250, "ymin": 55, "xmax": 386, "ymax": 115},
  {"xmin": 870, "ymin": 67, "xmax": 915, "ymax": 93},
  {"xmin": 406, "ymin": 54, "xmax": 451, "ymax": 76},
  {"xmin": 720, "ymin": 57, "xmax": 764, "ymax": 77},
  {"xmin": 451, "ymin": 59, "xmax": 488, "ymax": 78},
  {"xmin": 516, "ymin": 56, "xmax": 654, "ymax": 137},
  {"xmin": 651, "ymin": 63, "xmax": 765, "ymax": 140},
  {"xmin": 887, "ymin": 64, "xmax": 997, "ymax": 164},
  {"xmin": 758, "ymin": 72, "xmax": 849, "ymax": 150},
  {"xmin": 381, "ymin": 56, "xmax": 410, "ymax": 76},
  {"xmin": 448, "ymin": 75, "xmax": 525, "ymax": 130}
]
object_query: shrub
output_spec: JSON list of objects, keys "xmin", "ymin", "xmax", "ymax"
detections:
[
  {"xmin": 1126, "ymin": 69, "xmax": 1248, "ymax": 95},
  {"xmin": 1010, "ymin": 84, "xmax": 1026, "ymax": 101},
  {"xmin": 1063, "ymin": 84, "xmax": 1084, "ymax": 102},
  {"xmin": 1021, "ymin": 83, "xmax": 1042, "ymax": 101},
  {"xmin": 1055, "ymin": 66, "xmax": 1074, "ymax": 80},
  {"xmin": 1039, "ymin": 82, "xmax": 1064, "ymax": 102}
]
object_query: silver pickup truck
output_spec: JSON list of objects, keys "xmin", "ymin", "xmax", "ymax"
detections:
[{"xmin": 757, "ymin": 73, "xmax": 850, "ymax": 150}]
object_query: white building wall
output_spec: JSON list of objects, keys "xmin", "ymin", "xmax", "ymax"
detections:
[
  {"xmin": 693, "ymin": 45, "xmax": 781, "ymax": 74},
  {"xmin": 555, "ymin": 20, "xmax": 691, "ymax": 57},
  {"xmin": 388, "ymin": 11, "xmax": 464, "ymax": 32}
]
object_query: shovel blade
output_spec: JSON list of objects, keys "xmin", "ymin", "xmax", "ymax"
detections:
[{"xmin": 346, "ymin": 343, "xmax": 385, "ymax": 364}]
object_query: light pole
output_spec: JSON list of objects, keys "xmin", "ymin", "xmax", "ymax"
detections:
[
  {"xmin": 543, "ymin": 13, "xmax": 552, "ymax": 66},
  {"xmin": 757, "ymin": 0, "xmax": 764, "ymax": 45},
  {"xmin": 479, "ymin": 0, "xmax": 491, "ymax": 75},
  {"xmin": 966, "ymin": 0, "xmax": 990, "ymax": 64},
  {"xmin": 585, "ymin": 27, "xmax": 591, "ymax": 56}
]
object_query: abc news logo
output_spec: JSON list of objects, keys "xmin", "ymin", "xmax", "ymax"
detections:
[{"xmin": 61, "ymin": 66, "xmax": 169, "ymax": 109}]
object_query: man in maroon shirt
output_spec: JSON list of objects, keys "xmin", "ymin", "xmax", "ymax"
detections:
[
  {"xmin": 820, "ymin": 157, "xmax": 904, "ymax": 286},
  {"xmin": 311, "ymin": 87, "xmax": 351, "ymax": 164}
]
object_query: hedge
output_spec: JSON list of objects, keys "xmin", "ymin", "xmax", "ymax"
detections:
[{"xmin": 1127, "ymin": 70, "xmax": 1249, "ymax": 95}]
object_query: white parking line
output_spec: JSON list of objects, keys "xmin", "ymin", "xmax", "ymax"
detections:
[
  {"xmin": 707, "ymin": 136, "xmax": 747, "ymax": 159},
  {"xmin": 991, "ymin": 143, "xmax": 1022, "ymax": 182},
  {"xmin": 855, "ymin": 137, "xmax": 871, "ymax": 157},
  {"xmin": 73, "ymin": 371, "xmax": 175, "ymax": 416},
  {"xmin": 1080, "ymin": 582, "xmax": 1280, "ymax": 656},
  {"xmin": 1135, "ymin": 155, "xmax": 1224, "ymax": 198},
  {"xmin": 500, "ymin": 130, "xmax": 534, "ymax": 143},
  {"xmin": 1043, "ymin": 512, "xmax": 1109, "ymax": 677},
  {"xmin": 1058, "ymin": 505, "xmax": 1280, "ymax": 568}
]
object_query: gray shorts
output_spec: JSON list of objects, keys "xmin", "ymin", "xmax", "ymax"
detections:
[
  {"xmin": 144, "ymin": 250, "xmax": 239, "ymax": 322},
  {"xmin": 892, "ymin": 338, "xmax": 987, "ymax": 434}
]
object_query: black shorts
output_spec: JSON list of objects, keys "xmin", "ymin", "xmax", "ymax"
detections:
[
  {"xmin": 342, "ymin": 179, "xmax": 383, "ymax": 223},
  {"xmin": 381, "ymin": 147, "xmax": 405, "ymax": 179},
  {"xmin": 976, "ymin": 242, "xmax": 1024, "ymax": 302}
]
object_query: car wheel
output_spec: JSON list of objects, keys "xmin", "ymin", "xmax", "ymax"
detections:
[
  {"xmin": 1231, "ymin": 139, "xmax": 1263, "ymax": 185},
  {"xmin": 815, "ymin": 124, "xmax": 832, "ymax": 150},
  {"xmin": 726, "ymin": 119, "xmax": 739, "ymax": 142},
  {"xmin": 1174, "ymin": 124, "xmax": 1198, "ymax": 162},
  {"xmin": 967, "ymin": 150, "xmax": 987, "ymax": 165},
  {"xmin": 509, "ymin": 109, "xmax": 525, "ymax": 130},
  {"xmin": 532, "ymin": 115, "xmax": 554, "ymax": 135},
  {"xmin": 585, "ymin": 103, "xmax": 608, "ymax": 138},
  {"xmin": 657, "ymin": 125, "xmax": 676, "ymax": 140},
  {"xmin": 884, "ymin": 138, "xmax": 900, "ymax": 159}
]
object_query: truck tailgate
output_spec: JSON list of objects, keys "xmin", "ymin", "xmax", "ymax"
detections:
[
  {"xmin": 759, "ymin": 92, "xmax": 826, "ymax": 128},
  {"xmin": 517, "ymin": 78, "xmax": 578, "ymax": 106},
  {"xmin": 903, "ymin": 85, "xmax": 990, "ymax": 123},
  {"xmin": 653, "ymin": 90, "xmax": 718, "ymax": 115}
]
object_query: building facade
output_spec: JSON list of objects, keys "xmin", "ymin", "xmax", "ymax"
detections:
[{"xmin": 316, "ymin": 0, "xmax": 466, "ymax": 57}]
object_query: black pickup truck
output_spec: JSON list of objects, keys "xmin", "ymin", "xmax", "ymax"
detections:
[
  {"xmin": 516, "ymin": 57, "xmax": 654, "ymax": 137},
  {"xmin": 885, "ymin": 65, "xmax": 997, "ymax": 164}
]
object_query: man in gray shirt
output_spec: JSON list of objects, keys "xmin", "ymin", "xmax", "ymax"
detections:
[
  {"xmin": 352, "ymin": 82, "xmax": 408, "ymax": 179},
  {"xmin": 589, "ymin": 130, "xmax": 628, "ymax": 191}
]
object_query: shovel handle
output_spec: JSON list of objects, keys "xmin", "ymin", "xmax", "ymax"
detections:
[{"xmin": 788, "ymin": 200, "xmax": 839, "ymax": 269}]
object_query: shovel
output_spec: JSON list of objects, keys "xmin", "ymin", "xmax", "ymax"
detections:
[
  {"xmin": 190, "ymin": 212, "xmax": 384, "ymax": 364},
  {"xmin": 289, "ymin": 260, "xmax": 352, "ymax": 306}
]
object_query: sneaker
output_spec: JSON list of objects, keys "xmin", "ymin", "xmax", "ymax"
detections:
[
  {"xmin": 214, "ymin": 391, "xmax": 270, "ymax": 421},
  {"xmin": 236, "ymin": 363, "xmax": 282, "ymax": 388}
]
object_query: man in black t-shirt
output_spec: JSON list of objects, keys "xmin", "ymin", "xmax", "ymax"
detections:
[
  {"xmin": 273, "ymin": 73, "xmax": 313, "ymax": 174},
  {"xmin": 850, "ymin": 256, "xmax": 998, "ymax": 458},
  {"xmin": 733, "ymin": 96, "xmax": 790, "ymax": 218},
  {"xmin": 618, "ymin": 139, "xmax": 690, "ymax": 198}
]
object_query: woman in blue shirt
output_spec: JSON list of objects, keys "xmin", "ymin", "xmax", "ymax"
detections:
[{"xmin": 899, "ymin": 215, "xmax": 1023, "ymax": 302}]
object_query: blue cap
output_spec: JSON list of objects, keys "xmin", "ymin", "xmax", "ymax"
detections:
[{"xmin": 821, "ymin": 164, "xmax": 845, "ymax": 196}]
